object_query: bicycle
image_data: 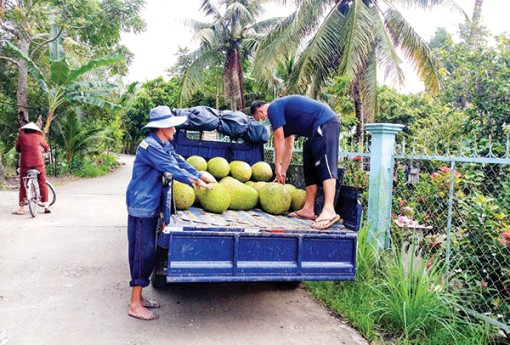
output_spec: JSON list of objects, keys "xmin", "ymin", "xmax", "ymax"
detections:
[{"xmin": 22, "ymin": 169, "xmax": 56, "ymax": 217}]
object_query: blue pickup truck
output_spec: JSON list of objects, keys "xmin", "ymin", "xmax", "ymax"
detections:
[{"xmin": 151, "ymin": 129, "xmax": 362, "ymax": 288}]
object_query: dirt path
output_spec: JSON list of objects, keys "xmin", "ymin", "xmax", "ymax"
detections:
[{"xmin": 0, "ymin": 155, "xmax": 367, "ymax": 345}]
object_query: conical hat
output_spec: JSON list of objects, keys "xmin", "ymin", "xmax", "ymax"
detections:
[{"xmin": 21, "ymin": 122, "xmax": 42, "ymax": 132}]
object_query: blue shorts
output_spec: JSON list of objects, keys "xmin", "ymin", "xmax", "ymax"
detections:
[
  {"xmin": 303, "ymin": 120, "xmax": 341, "ymax": 186},
  {"xmin": 128, "ymin": 215, "xmax": 159, "ymax": 287}
]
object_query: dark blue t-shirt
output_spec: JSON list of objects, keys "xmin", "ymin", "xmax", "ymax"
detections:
[{"xmin": 267, "ymin": 95, "xmax": 339, "ymax": 138}]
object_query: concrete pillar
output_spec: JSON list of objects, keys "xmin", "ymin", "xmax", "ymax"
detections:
[{"xmin": 365, "ymin": 123, "xmax": 404, "ymax": 250}]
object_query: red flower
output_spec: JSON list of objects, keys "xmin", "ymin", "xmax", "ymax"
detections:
[
  {"xmin": 440, "ymin": 167, "xmax": 451, "ymax": 173},
  {"xmin": 500, "ymin": 232, "xmax": 510, "ymax": 247},
  {"xmin": 391, "ymin": 213, "xmax": 396, "ymax": 219},
  {"xmin": 426, "ymin": 262, "xmax": 432, "ymax": 270},
  {"xmin": 431, "ymin": 172, "xmax": 440, "ymax": 178},
  {"xmin": 481, "ymin": 281, "xmax": 488, "ymax": 288},
  {"xmin": 352, "ymin": 156, "xmax": 362, "ymax": 161},
  {"xmin": 400, "ymin": 200, "xmax": 406, "ymax": 206}
]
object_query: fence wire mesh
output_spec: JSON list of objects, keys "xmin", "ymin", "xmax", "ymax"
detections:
[
  {"xmin": 265, "ymin": 133, "xmax": 510, "ymax": 333},
  {"xmin": 391, "ymin": 158, "xmax": 510, "ymax": 330}
]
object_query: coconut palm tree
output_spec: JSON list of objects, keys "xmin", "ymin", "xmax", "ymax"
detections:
[
  {"xmin": 253, "ymin": 0, "xmax": 465, "ymax": 142},
  {"xmin": 179, "ymin": 0, "xmax": 280, "ymax": 110}
]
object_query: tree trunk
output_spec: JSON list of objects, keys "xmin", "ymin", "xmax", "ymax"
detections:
[
  {"xmin": 470, "ymin": 0, "xmax": 484, "ymax": 48},
  {"xmin": 0, "ymin": 153, "xmax": 5, "ymax": 185},
  {"xmin": 223, "ymin": 47, "xmax": 243, "ymax": 111},
  {"xmin": 16, "ymin": 39, "xmax": 30, "ymax": 127},
  {"xmin": 353, "ymin": 81, "xmax": 364, "ymax": 149}
]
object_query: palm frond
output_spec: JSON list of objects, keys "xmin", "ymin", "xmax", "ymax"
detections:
[
  {"xmin": 359, "ymin": 49, "xmax": 379, "ymax": 121},
  {"xmin": 184, "ymin": 18, "xmax": 211, "ymax": 32},
  {"xmin": 291, "ymin": 5, "xmax": 346, "ymax": 92},
  {"xmin": 199, "ymin": 0, "xmax": 221, "ymax": 20},
  {"xmin": 246, "ymin": 17, "xmax": 282, "ymax": 33},
  {"xmin": 371, "ymin": 7, "xmax": 405, "ymax": 87},
  {"xmin": 385, "ymin": 7, "xmax": 441, "ymax": 94},
  {"xmin": 224, "ymin": 2, "xmax": 255, "ymax": 28},
  {"xmin": 254, "ymin": 0, "xmax": 330, "ymax": 81},
  {"xmin": 338, "ymin": 0, "xmax": 376, "ymax": 80},
  {"xmin": 178, "ymin": 49, "xmax": 224, "ymax": 106},
  {"xmin": 390, "ymin": 0, "xmax": 467, "ymax": 18}
]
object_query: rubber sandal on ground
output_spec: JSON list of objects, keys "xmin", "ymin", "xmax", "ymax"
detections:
[
  {"xmin": 311, "ymin": 214, "xmax": 341, "ymax": 230},
  {"xmin": 141, "ymin": 298, "xmax": 160, "ymax": 308},
  {"xmin": 128, "ymin": 311, "xmax": 159, "ymax": 321},
  {"xmin": 44, "ymin": 209, "xmax": 51, "ymax": 214},
  {"xmin": 12, "ymin": 211, "xmax": 24, "ymax": 215}
]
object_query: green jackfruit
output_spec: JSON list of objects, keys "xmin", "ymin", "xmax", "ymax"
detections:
[
  {"xmin": 173, "ymin": 181, "xmax": 195, "ymax": 210},
  {"xmin": 283, "ymin": 184, "xmax": 297, "ymax": 195},
  {"xmin": 207, "ymin": 157, "xmax": 230, "ymax": 179},
  {"xmin": 259, "ymin": 182, "xmax": 291, "ymax": 215},
  {"xmin": 229, "ymin": 161, "xmax": 252, "ymax": 182},
  {"xmin": 251, "ymin": 162, "xmax": 273, "ymax": 182},
  {"xmin": 220, "ymin": 177, "xmax": 258, "ymax": 210},
  {"xmin": 186, "ymin": 156, "xmax": 207, "ymax": 171},
  {"xmin": 195, "ymin": 183, "xmax": 230, "ymax": 213},
  {"xmin": 290, "ymin": 189, "xmax": 306, "ymax": 211}
]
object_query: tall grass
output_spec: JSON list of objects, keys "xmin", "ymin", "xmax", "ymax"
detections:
[{"xmin": 306, "ymin": 226, "xmax": 494, "ymax": 344}]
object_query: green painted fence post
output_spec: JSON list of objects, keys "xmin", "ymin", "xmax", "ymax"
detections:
[{"xmin": 365, "ymin": 123, "xmax": 404, "ymax": 250}]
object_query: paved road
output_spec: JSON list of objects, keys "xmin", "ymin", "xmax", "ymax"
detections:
[{"xmin": 0, "ymin": 155, "xmax": 367, "ymax": 345}]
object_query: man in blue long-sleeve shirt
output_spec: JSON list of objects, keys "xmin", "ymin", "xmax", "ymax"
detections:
[{"xmin": 126, "ymin": 105, "xmax": 213, "ymax": 321}]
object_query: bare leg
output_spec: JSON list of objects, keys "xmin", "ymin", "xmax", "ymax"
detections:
[
  {"xmin": 313, "ymin": 179, "xmax": 340, "ymax": 229},
  {"xmin": 290, "ymin": 184, "xmax": 318, "ymax": 219},
  {"xmin": 128, "ymin": 286, "xmax": 159, "ymax": 320}
]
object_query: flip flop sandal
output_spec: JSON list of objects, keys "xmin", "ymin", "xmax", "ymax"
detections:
[
  {"xmin": 128, "ymin": 311, "xmax": 159, "ymax": 321},
  {"xmin": 141, "ymin": 299, "xmax": 160, "ymax": 308},
  {"xmin": 12, "ymin": 211, "xmax": 24, "ymax": 215},
  {"xmin": 311, "ymin": 214, "xmax": 341, "ymax": 230}
]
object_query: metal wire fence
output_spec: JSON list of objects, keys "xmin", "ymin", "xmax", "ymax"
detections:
[{"xmin": 264, "ymin": 132, "xmax": 510, "ymax": 334}]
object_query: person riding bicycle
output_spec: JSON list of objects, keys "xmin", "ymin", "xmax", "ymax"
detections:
[{"xmin": 13, "ymin": 122, "xmax": 51, "ymax": 215}]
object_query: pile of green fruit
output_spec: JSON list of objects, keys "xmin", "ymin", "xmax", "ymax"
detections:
[{"xmin": 172, "ymin": 156, "xmax": 306, "ymax": 215}]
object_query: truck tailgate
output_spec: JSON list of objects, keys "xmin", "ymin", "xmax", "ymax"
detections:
[{"xmin": 157, "ymin": 207, "xmax": 357, "ymax": 283}]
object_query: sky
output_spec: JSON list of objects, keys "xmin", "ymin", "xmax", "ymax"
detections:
[{"xmin": 120, "ymin": 0, "xmax": 510, "ymax": 93}]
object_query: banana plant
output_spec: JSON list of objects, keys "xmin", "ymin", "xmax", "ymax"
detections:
[{"xmin": 6, "ymin": 25, "xmax": 123, "ymax": 137}]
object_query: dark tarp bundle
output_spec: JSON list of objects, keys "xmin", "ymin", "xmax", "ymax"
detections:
[{"xmin": 174, "ymin": 106, "xmax": 269, "ymax": 144}]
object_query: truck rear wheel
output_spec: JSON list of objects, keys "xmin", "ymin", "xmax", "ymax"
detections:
[{"xmin": 275, "ymin": 281, "xmax": 301, "ymax": 289}]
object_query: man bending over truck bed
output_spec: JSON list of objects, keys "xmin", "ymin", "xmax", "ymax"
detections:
[
  {"xmin": 251, "ymin": 95, "xmax": 341, "ymax": 230},
  {"xmin": 126, "ymin": 106, "xmax": 213, "ymax": 321}
]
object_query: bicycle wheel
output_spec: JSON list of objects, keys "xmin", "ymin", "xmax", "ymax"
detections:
[
  {"xmin": 27, "ymin": 180, "xmax": 38, "ymax": 217},
  {"xmin": 38, "ymin": 181, "xmax": 56, "ymax": 207}
]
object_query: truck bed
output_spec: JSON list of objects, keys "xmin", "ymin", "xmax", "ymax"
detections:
[{"xmin": 172, "ymin": 206, "xmax": 348, "ymax": 233}]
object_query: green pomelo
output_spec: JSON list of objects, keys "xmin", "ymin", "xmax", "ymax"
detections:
[
  {"xmin": 259, "ymin": 182, "xmax": 291, "ymax": 215},
  {"xmin": 195, "ymin": 183, "xmax": 230, "ymax": 213},
  {"xmin": 186, "ymin": 156, "xmax": 207, "ymax": 171},
  {"xmin": 220, "ymin": 177, "xmax": 258, "ymax": 210},
  {"xmin": 251, "ymin": 162, "xmax": 273, "ymax": 182},
  {"xmin": 245, "ymin": 181, "xmax": 255, "ymax": 187},
  {"xmin": 207, "ymin": 157, "xmax": 230, "ymax": 179},
  {"xmin": 290, "ymin": 189, "xmax": 306, "ymax": 211},
  {"xmin": 229, "ymin": 161, "xmax": 252, "ymax": 182},
  {"xmin": 173, "ymin": 181, "xmax": 195, "ymax": 210}
]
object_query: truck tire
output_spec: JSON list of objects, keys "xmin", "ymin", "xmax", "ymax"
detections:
[{"xmin": 275, "ymin": 281, "xmax": 301, "ymax": 289}]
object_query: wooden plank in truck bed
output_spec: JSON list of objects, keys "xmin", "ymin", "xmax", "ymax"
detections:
[{"xmin": 172, "ymin": 206, "xmax": 347, "ymax": 232}]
